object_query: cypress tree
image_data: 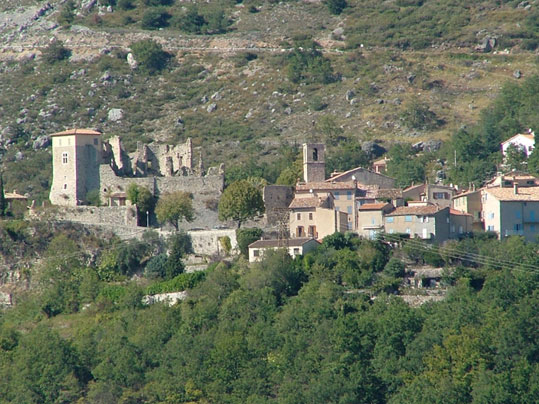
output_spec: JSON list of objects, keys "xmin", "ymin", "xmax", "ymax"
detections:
[{"xmin": 0, "ymin": 173, "xmax": 7, "ymax": 216}]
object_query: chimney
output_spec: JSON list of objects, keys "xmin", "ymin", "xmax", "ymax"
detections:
[{"xmin": 514, "ymin": 183, "xmax": 518, "ymax": 195}]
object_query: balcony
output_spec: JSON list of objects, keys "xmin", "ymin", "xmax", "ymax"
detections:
[
  {"xmin": 362, "ymin": 224, "xmax": 384, "ymax": 230},
  {"xmin": 503, "ymin": 229, "xmax": 524, "ymax": 237}
]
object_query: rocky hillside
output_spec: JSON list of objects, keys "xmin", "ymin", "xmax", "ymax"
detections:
[{"xmin": 0, "ymin": 0, "xmax": 537, "ymax": 200}]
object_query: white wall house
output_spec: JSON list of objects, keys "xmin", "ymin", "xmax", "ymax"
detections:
[
  {"xmin": 501, "ymin": 131, "xmax": 535, "ymax": 157},
  {"xmin": 248, "ymin": 238, "xmax": 320, "ymax": 263}
]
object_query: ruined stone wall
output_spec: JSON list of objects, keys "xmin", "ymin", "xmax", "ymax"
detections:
[
  {"xmin": 188, "ymin": 229, "xmax": 237, "ymax": 256},
  {"xmin": 130, "ymin": 139, "xmax": 193, "ymax": 177},
  {"xmin": 42, "ymin": 205, "xmax": 139, "ymax": 227},
  {"xmin": 263, "ymin": 185, "xmax": 294, "ymax": 225}
]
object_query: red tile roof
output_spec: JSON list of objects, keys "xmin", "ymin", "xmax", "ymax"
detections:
[
  {"xmin": 296, "ymin": 181, "xmax": 357, "ymax": 191},
  {"xmin": 387, "ymin": 205, "xmax": 442, "ymax": 216},
  {"xmin": 358, "ymin": 202, "xmax": 391, "ymax": 211},
  {"xmin": 289, "ymin": 196, "xmax": 329, "ymax": 208},
  {"xmin": 484, "ymin": 186, "xmax": 539, "ymax": 202},
  {"xmin": 51, "ymin": 128, "xmax": 102, "ymax": 137}
]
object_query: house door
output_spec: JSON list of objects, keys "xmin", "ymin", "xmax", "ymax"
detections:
[{"xmin": 422, "ymin": 228, "xmax": 428, "ymax": 239}]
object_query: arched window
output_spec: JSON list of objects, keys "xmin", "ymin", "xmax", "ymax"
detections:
[{"xmin": 313, "ymin": 148, "xmax": 318, "ymax": 161}]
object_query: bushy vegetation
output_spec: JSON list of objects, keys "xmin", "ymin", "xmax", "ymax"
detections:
[{"xmin": 0, "ymin": 228, "xmax": 537, "ymax": 403}]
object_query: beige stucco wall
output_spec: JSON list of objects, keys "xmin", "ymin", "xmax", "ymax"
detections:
[
  {"xmin": 357, "ymin": 210, "xmax": 384, "ymax": 238},
  {"xmin": 385, "ymin": 209, "xmax": 450, "ymax": 242},
  {"xmin": 50, "ymin": 134, "xmax": 103, "ymax": 206},
  {"xmin": 249, "ymin": 239, "xmax": 319, "ymax": 263},
  {"xmin": 290, "ymin": 207, "xmax": 347, "ymax": 239},
  {"xmin": 482, "ymin": 192, "xmax": 502, "ymax": 235}
]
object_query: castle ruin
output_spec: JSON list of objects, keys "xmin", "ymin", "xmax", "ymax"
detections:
[{"xmin": 49, "ymin": 129, "xmax": 224, "ymax": 209}]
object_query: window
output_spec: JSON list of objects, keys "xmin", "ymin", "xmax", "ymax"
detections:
[
  {"xmin": 313, "ymin": 148, "xmax": 318, "ymax": 161},
  {"xmin": 530, "ymin": 211, "xmax": 536, "ymax": 221},
  {"xmin": 451, "ymin": 225, "xmax": 455, "ymax": 233},
  {"xmin": 487, "ymin": 225, "xmax": 495, "ymax": 231},
  {"xmin": 531, "ymin": 224, "xmax": 535, "ymax": 231},
  {"xmin": 308, "ymin": 226, "xmax": 316, "ymax": 237},
  {"xmin": 309, "ymin": 213, "xmax": 313, "ymax": 220},
  {"xmin": 389, "ymin": 229, "xmax": 394, "ymax": 234},
  {"xmin": 253, "ymin": 250, "xmax": 259, "ymax": 257},
  {"xmin": 405, "ymin": 215, "xmax": 413, "ymax": 222},
  {"xmin": 516, "ymin": 211, "xmax": 521, "ymax": 219},
  {"xmin": 433, "ymin": 192, "xmax": 448, "ymax": 200},
  {"xmin": 386, "ymin": 217, "xmax": 394, "ymax": 223},
  {"xmin": 488, "ymin": 212, "xmax": 495, "ymax": 220},
  {"xmin": 63, "ymin": 184, "xmax": 67, "ymax": 190},
  {"xmin": 296, "ymin": 226, "xmax": 305, "ymax": 237},
  {"xmin": 62, "ymin": 152, "xmax": 68, "ymax": 164},
  {"xmin": 93, "ymin": 138, "xmax": 98, "ymax": 145},
  {"xmin": 293, "ymin": 248, "xmax": 300, "ymax": 255},
  {"xmin": 347, "ymin": 222, "xmax": 353, "ymax": 230},
  {"xmin": 405, "ymin": 228, "xmax": 411, "ymax": 234},
  {"xmin": 514, "ymin": 224, "xmax": 522, "ymax": 231},
  {"xmin": 346, "ymin": 191, "xmax": 352, "ymax": 200},
  {"xmin": 334, "ymin": 192, "xmax": 340, "ymax": 200},
  {"xmin": 297, "ymin": 213, "xmax": 301, "ymax": 220},
  {"xmin": 459, "ymin": 226, "xmax": 463, "ymax": 234}
]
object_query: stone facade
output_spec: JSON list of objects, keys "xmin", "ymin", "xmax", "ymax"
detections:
[
  {"xmin": 263, "ymin": 185, "xmax": 294, "ymax": 226},
  {"xmin": 49, "ymin": 130, "xmax": 225, "ymax": 222},
  {"xmin": 303, "ymin": 143, "xmax": 326, "ymax": 183}
]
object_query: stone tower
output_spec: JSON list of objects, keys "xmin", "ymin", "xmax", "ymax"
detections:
[
  {"xmin": 49, "ymin": 129, "xmax": 103, "ymax": 206},
  {"xmin": 303, "ymin": 143, "xmax": 326, "ymax": 183}
]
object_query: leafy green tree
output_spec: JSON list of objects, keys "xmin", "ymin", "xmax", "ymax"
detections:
[
  {"xmin": 174, "ymin": 6, "xmax": 207, "ymax": 34},
  {"xmin": 144, "ymin": 253, "xmax": 168, "ymax": 279},
  {"xmin": 384, "ymin": 258, "xmax": 406, "ymax": 278},
  {"xmin": 141, "ymin": 8, "xmax": 172, "ymax": 30},
  {"xmin": 325, "ymin": 0, "xmax": 347, "ymax": 15},
  {"xmin": 163, "ymin": 232, "xmax": 192, "ymax": 279},
  {"xmin": 130, "ymin": 39, "xmax": 172, "ymax": 74},
  {"xmin": 9, "ymin": 326, "xmax": 86, "ymax": 403},
  {"xmin": 287, "ymin": 38, "xmax": 335, "ymax": 84},
  {"xmin": 527, "ymin": 146, "xmax": 539, "ymax": 176},
  {"xmin": 386, "ymin": 144, "xmax": 425, "ymax": 188},
  {"xmin": 155, "ymin": 191, "xmax": 195, "ymax": 230},
  {"xmin": 143, "ymin": 0, "xmax": 173, "ymax": 5},
  {"xmin": 504, "ymin": 144, "xmax": 527, "ymax": 172},
  {"xmin": 218, "ymin": 180, "xmax": 264, "ymax": 228},
  {"xmin": 236, "ymin": 227, "xmax": 263, "ymax": 257},
  {"xmin": 126, "ymin": 183, "xmax": 155, "ymax": 225}
]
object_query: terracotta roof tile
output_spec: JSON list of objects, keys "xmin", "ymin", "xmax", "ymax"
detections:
[
  {"xmin": 296, "ymin": 181, "xmax": 357, "ymax": 191},
  {"xmin": 359, "ymin": 202, "xmax": 391, "ymax": 211},
  {"xmin": 51, "ymin": 128, "xmax": 102, "ymax": 137},
  {"xmin": 449, "ymin": 208, "xmax": 472, "ymax": 216},
  {"xmin": 387, "ymin": 205, "xmax": 442, "ymax": 216},
  {"xmin": 289, "ymin": 196, "xmax": 329, "ymax": 208},
  {"xmin": 484, "ymin": 186, "xmax": 539, "ymax": 201}
]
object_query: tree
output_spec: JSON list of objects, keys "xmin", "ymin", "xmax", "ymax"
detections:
[
  {"xmin": 130, "ymin": 39, "xmax": 171, "ymax": 74},
  {"xmin": 325, "ymin": 0, "xmax": 347, "ymax": 15},
  {"xmin": 141, "ymin": 8, "xmax": 172, "ymax": 30},
  {"xmin": 155, "ymin": 191, "xmax": 195, "ymax": 230},
  {"xmin": 0, "ymin": 173, "xmax": 7, "ymax": 217},
  {"xmin": 218, "ymin": 180, "xmax": 264, "ymax": 228},
  {"xmin": 126, "ymin": 183, "xmax": 155, "ymax": 225},
  {"xmin": 42, "ymin": 40, "xmax": 71, "ymax": 64},
  {"xmin": 504, "ymin": 144, "xmax": 527, "ymax": 172},
  {"xmin": 527, "ymin": 147, "xmax": 539, "ymax": 176},
  {"xmin": 236, "ymin": 227, "xmax": 263, "ymax": 257},
  {"xmin": 57, "ymin": 0, "xmax": 75, "ymax": 27}
]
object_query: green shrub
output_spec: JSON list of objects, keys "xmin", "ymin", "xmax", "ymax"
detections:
[
  {"xmin": 145, "ymin": 271, "xmax": 206, "ymax": 295},
  {"xmin": 325, "ymin": 0, "xmax": 347, "ymax": 15},
  {"xmin": 236, "ymin": 227, "xmax": 263, "ymax": 258},
  {"xmin": 384, "ymin": 258, "xmax": 406, "ymax": 278},
  {"xmin": 141, "ymin": 8, "xmax": 172, "ymax": 30},
  {"xmin": 143, "ymin": 0, "xmax": 174, "ymax": 5},
  {"xmin": 144, "ymin": 253, "xmax": 168, "ymax": 279},
  {"xmin": 118, "ymin": 0, "xmax": 135, "ymax": 10},
  {"xmin": 130, "ymin": 39, "xmax": 172, "ymax": 74},
  {"xmin": 42, "ymin": 40, "xmax": 71, "ymax": 64}
]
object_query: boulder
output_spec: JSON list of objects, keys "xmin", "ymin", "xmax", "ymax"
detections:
[
  {"xmin": 345, "ymin": 89, "xmax": 355, "ymax": 101},
  {"xmin": 126, "ymin": 53, "xmax": 137, "ymax": 69},
  {"xmin": 423, "ymin": 139, "xmax": 443, "ymax": 152},
  {"xmin": 361, "ymin": 141, "xmax": 386, "ymax": 158},
  {"xmin": 207, "ymin": 103, "xmax": 217, "ymax": 113},
  {"xmin": 108, "ymin": 108, "xmax": 124, "ymax": 122},
  {"xmin": 32, "ymin": 135, "xmax": 50, "ymax": 150},
  {"xmin": 513, "ymin": 70, "xmax": 522, "ymax": 79}
]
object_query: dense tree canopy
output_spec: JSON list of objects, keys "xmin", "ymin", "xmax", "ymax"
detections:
[
  {"xmin": 155, "ymin": 191, "xmax": 195, "ymax": 230},
  {"xmin": 218, "ymin": 180, "xmax": 264, "ymax": 227}
]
